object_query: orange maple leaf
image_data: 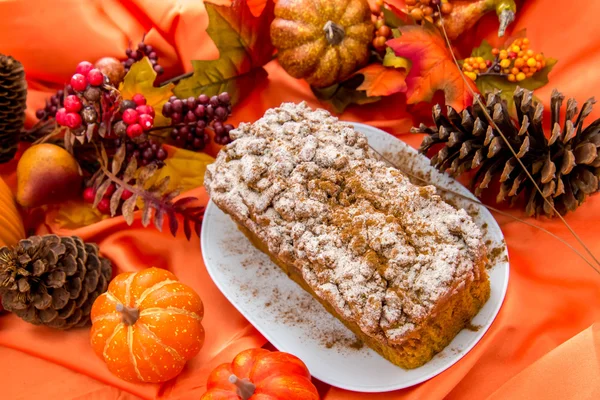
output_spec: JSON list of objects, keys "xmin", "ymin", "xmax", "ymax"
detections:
[
  {"xmin": 356, "ymin": 64, "xmax": 407, "ymax": 97},
  {"xmin": 387, "ymin": 24, "xmax": 477, "ymax": 110}
]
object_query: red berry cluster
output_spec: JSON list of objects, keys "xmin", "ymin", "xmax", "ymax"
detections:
[
  {"xmin": 83, "ymin": 184, "xmax": 133, "ymax": 215},
  {"xmin": 35, "ymin": 86, "xmax": 75, "ymax": 121},
  {"xmin": 123, "ymin": 40, "xmax": 164, "ymax": 75},
  {"xmin": 113, "ymin": 137, "xmax": 168, "ymax": 167},
  {"xmin": 162, "ymin": 92, "xmax": 234, "ymax": 150},
  {"xmin": 118, "ymin": 94, "xmax": 155, "ymax": 139},
  {"xmin": 55, "ymin": 61, "xmax": 108, "ymax": 130}
]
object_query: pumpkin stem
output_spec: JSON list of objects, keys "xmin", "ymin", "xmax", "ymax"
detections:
[
  {"xmin": 497, "ymin": 9, "xmax": 515, "ymax": 37},
  {"xmin": 228, "ymin": 374, "xmax": 256, "ymax": 400},
  {"xmin": 116, "ymin": 303, "xmax": 139, "ymax": 325},
  {"xmin": 323, "ymin": 21, "xmax": 345, "ymax": 46}
]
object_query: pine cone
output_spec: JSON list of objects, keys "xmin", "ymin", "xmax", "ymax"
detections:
[
  {"xmin": 0, "ymin": 54, "xmax": 27, "ymax": 164},
  {"xmin": 0, "ymin": 235, "xmax": 112, "ymax": 329},
  {"xmin": 414, "ymin": 88, "xmax": 600, "ymax": 217}
]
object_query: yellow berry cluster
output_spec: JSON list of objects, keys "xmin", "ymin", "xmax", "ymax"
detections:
[
  {"xmin": 493, "ymin": 38, "xmax": 547, "ymax": 82},
  {"xmin": 462, "ymin": 57, "xmax": 492, "ymax": 81},
  {"xmin": 462, "ymin": 37, "xmax": 548, "ymax": 82},
  {"xmin": 406, "ymin": 0, "xmax": 453, "ymax": 24}
]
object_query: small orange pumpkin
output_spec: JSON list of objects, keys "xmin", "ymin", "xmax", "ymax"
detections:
[
  {"xmin": 0, "ymin": 177, "xmax": 25, "ymax": 248},
  {"xmin": 271, "ymin": 0, "xmax": 373, "ymax": 88},
  {"xmin": 90, "ymin": 267, "xmax": 205, "ymax": 383},
  {"xmin": 201, "ymin": 348, "xmax": 319, "ymax": 400}
]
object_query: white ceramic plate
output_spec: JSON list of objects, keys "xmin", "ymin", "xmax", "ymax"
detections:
[{"xmin": 201, "ymin": 122, "xmax": 509, "ymax": 392}]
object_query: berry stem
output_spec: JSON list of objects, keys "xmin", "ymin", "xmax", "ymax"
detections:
[
  {"xmin": 158, "ymin": 72, "xmax": 194, "ymax": 87},
  {"xmin": 147, "ymin": 122, "xmax": 211, "ymax": 133},
  {"xmin": 477, "ymin": 72, "xmax": 507, "ymax": 77},
  {"xmin": 20, "ymin": 119, "xmax": 56, "ymax": 142}
]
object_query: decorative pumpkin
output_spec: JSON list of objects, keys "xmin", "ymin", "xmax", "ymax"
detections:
[
  {"xmin": 201, "ymin": 348, "xmax": 319, "ymax": 400},
  {"xmin": 90, "ymin": 267, "xmax": 205, "ymax": 383},
  {"xmin": 271, "ymin": 0, "xmax": 373, "ymax": 88},
  {"xmin": 0, "ymin": 177, "xmax": 25, "ymax": 248}
]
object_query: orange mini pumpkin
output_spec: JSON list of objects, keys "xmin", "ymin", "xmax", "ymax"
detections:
[
  {"xmin": 0, "ymin": 177, "xmax": 25, "ymax": 248},
  {"xmin": 201, "ymin": 348, "xmax": 319, "ymax": 400},
  {"xmin": 271, "ymin": 0, "xmax": 373, "ymax": 88},
  {"xmin": 90, "ymin": 267, "xmax": 205, "ymax": 383}
]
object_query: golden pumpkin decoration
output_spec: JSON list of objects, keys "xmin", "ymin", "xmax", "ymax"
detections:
[
  {"xmin": 0, "ymin": 177, "xmax": 25, "ymax": 248},
  {"xmin": 271, "ymin": 0, "xmax": 374, "ymax": 88}
]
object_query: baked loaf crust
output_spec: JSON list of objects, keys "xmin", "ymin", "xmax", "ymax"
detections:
[{"xmin": 205, "ymin": 103, "xmax": 490, "ymax": 369}]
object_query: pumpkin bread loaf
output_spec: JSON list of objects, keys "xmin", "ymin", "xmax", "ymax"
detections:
[{"xmin": 205, "ymin": 103, "xmax": 490, "ymax": 369}]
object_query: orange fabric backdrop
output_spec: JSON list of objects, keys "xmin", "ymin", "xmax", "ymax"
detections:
[{"xmin": 1, "ymin": 0, "xmax": 600, "ymax": 399}]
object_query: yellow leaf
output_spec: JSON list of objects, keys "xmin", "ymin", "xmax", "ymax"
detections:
[
  {"xmin": 47, "ymin": 200, "xmax": 106, "ymax": 230},
  {"xmin": 119, "ymin": 58, "xmax": 174, "ymax": 128},
  {"xmin": 383, "ymin": 47, "xmax": 411, "ymax": 70},
  {"xmin": 145, "ymin": 146, "xmax": 215, "ymax": 194}
]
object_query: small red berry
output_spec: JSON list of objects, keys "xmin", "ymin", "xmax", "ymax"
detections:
[
  {"xmin": 83, "ymin": 187, "xmax": 96, "ymax": 203},
  {"xmin": 132, "ymin": 93, "xmax": 146, "ymax": 106},
  {"xmin": 76, "ymin": 61, "xmax": 94, "ymax": 76},
  {"xmin": 65, "ymin": 112, "xmax": 82, "ymax": 129},
  {"xmin": 122, "ymin": 109, "xmax": 139, "ymax": 125},
  {"xmin": 64, "ymin": 95, "xmax": 82, "ymax": 113},
  {"xmin": 56, "ymin": 108, "xmax": 67, "ymax": 125},
  {"xmin": 97, "ymin": 198, "xmax": 111, "ymax": 215},
  {"xmin": 126, "ymin": 123, "xmax": 143, "ymax": 138},
  {"xmin": 104, "ymin": 183, "xmax": 116, "ymax": 197},
  {"xmin": 87, "ymin": 68, "xmax": 104, "ymax": 86},
  {"xmin": 121, "ymin": 189, "xmax": 133, "ymax": 200},
  {"xmin": 139, "ymin": 114, "xmax": 154, "ymax": 131},
  {"xmin": 136, "ymin": 105, "xmax": 155, "ymax": 117},
  {"xmin": 508, "ymin": 51, "xmax": 517, "ymax": 59},
  {"xmin": 70, "ymin": 73, "xmax": 88, "ymax": 92}
]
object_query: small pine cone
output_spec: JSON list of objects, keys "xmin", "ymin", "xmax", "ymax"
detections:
[
  {"xmin": 0, "ymin": 235, "xmax": 112, "ymax": 329},
  {"xmin": 414, "ymin": 87, "xmax": 600, "ymax": 218},
  {"xmin": 0, "ymin": 54, "xmax": 27, "ymax": 164}
]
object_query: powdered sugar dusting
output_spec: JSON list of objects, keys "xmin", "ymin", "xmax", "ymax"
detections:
[{"xmin": 205, "ymin": 102, "xmax": 486, "ymax": 345}]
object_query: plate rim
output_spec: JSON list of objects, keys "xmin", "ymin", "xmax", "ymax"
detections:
[{"xmin": 200, "ymin": 122, "xmax": 510, "ymax": 392}]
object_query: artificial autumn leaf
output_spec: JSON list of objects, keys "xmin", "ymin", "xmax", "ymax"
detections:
[
  {"xmin": 119, "ymin": 57, "xmax": 174, "ymax": 127},
  {"xmin": 383, "ymin": 47, "xmax": 410, "ymax": 68},
  {"xmin": 47, "ymin": 147, "xmax": 212, "ymax": 231},
  {"xmin": 174, "ymin": 0, "xmax": 275, "ymax": 105},
  {"xmin": 387, "ymin": 23, "xmax": 477, "ymax": 110},
  {"xmin": 466, "ymin": 37, "xmax": 557, "ymax": 113},
  {"xmin": 92, "ymin": 150, "xmax": 204, "ymax": 240},
  {"xmin": 356, "ymin": 64, "xmax": 408, "ymax": 97},
  {"xmin": 48, "ymin": 200, "xmax": 105, "ymax": 230},
  {"xmin": 381, "ymin": 2, "xmax": 412, "ymax": 28},
  {"xmin": 312, "ymin": 74, "xmax": 381, "ymax": 114},
  {"xmin": 143, "ymin": 145, "xmax": 215, "ymax": 194}
]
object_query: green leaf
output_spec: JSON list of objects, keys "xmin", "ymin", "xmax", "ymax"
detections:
[
  {"xmin": 383, "ymin": 7, "xmax": 411, "ymax": 29},
  {"xmin": 471, "ymin": 40, "xmax": 494, "ymax": 59},
  {"xmin": 173, "ymin": 0, "xmax": 275, "ymax": 105},
  {"xmin": 312, "ymin": 75, "xmax": 381, "ymax": 114}
]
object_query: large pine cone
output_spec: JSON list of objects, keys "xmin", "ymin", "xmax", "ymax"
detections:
[
  {"xmin": 415, "ymin": 88, "xmax": 600, "ymax": 217},
  {"xmin": 0, "ymin": 235, "xmax": 112, "ymax": 329},
  {"xmin": 0, "ymin": 54, "xmax": 27, "ymax": 164}
]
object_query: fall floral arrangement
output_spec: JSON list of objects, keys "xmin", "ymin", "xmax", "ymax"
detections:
[{"xmin": 0, "ymin": 0, "xmax": 599, "ymax": 394}]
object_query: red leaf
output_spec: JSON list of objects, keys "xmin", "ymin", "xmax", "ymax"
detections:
[
  {"xmin": 356, "ymin": 64, "xmax": 407, "ymax": 97},
  {"xmin": 387, "ymin": 24, "xmax": 477, "ymax": 110}
]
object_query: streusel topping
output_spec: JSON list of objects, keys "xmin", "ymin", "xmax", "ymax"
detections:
[{"xmin": 205, "ymin": 102, "xmax": 485, "ymax": 344}]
